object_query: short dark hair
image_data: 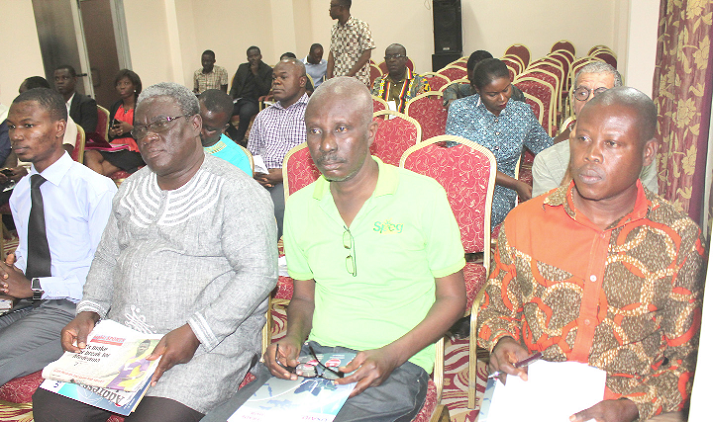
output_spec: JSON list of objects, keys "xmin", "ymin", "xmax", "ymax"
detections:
[
  {"xmin": 336, "ymin": 0, "xmax": 351, "ymax": 9},
  {"xmin": 467, "ymin": 50, "xmax": 493, "ymax": 74},
  {"xmin": 199, "ymin": 89, "xmax": 234, "ymax": 118},
  {"xmin": 310, "ymin": 43, "xmax": 323, "ymax": 54},
  {"xmin": 54, "ymin": 64, "xmax": 77, "ymax": 78},
  {"xmin": 202, "ymin": 49, "xmax": 215, "ymax": 59},
  {"xmin": 280, "ymin": 52, "xmax": 297, "ymax": 60},
  {"xmin": 472, "ymin": 58, "xmax": 510, "ymax": 90},
  {"xmin": 21, "ymin": 76, "xmax": 51, "ymax": 92},
  {"xmin": 114, "ymin": 69, "xmax": 142, "ymax": 96},
  {"xmin": 247, "ymin": 46, "xmax": 261, "ymax": 55},
  {"xmin": 587, "ymin": 86, "xmax": 657, "ymax": 142},
  {"xmin": 12, "ymin": 88, "xmax": 68, "ymax": 122}
]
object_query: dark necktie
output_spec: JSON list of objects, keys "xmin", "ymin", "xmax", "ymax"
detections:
[{"xmin": 26, "ymin": 174, "xmax": 51, "ymax": 279}]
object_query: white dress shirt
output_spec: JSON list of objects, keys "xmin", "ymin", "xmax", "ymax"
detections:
[{"xmin": 10, "ymin": 152, "xmax": 117, "ymax": 302}]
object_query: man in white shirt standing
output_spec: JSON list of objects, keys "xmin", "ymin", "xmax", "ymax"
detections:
[{"xmin": 0, "ymin": 88, "xmax": 116, "ymax": 385}]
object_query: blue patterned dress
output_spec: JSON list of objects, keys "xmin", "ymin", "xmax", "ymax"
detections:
[{"xmin": 446, "ymin": 94, "xmax": 552, "ymax": 228}]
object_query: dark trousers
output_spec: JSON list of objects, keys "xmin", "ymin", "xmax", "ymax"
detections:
[
  {"xmin": 227, "ymin": 98, "xmax": 259, "ymax": 145},
  {"xmin": 33, "ymin": 389, "xmax": 204, "ymax": 422}
]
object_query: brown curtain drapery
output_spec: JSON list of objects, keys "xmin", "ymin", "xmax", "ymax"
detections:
[{"xmin": 652, "ymin": 0, "xmax": 713, "ymax": 225}]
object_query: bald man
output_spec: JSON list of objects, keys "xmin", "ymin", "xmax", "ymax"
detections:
[
  {"xmin": 477, "ymin": 87, "xmax": 703, "ymax": 422},
  {"xmin": 248, "ymin": 58, "xmax": 308, "ymax": 239},
  {"xmin": 256, "ymin": 77, "xmax": 465, "ymax": 421}
]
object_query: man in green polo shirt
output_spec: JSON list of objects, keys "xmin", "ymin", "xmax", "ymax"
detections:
[{"xmin": 265, "ymin": 76, "xmax": 466, "ymax": 421}]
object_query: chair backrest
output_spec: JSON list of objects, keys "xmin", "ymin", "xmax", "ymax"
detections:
[
  {"xmin": 372, "ymin": 95, "xmax": 388, "ymax": 113},
  {"xmin": 551, "ymin": 40, "xmax": 576, "ymax": 56},
  {"xmin": 439, "ymin": 79, "xmax": 468, "ymax": 94},
  {"xmin": 404, "ymin": 91, "xmax": 448, "ymax": 141},
  {"xmin": 436, "ymin": 65, "xmax": 468, "ymax": 81},
  {"xmin": 546, "ymin": 52, "xmax": 572, "ymax": 89},
  {"xmin": 405, "ymin": 57, "xmax": 414, "ymax": 72},
  {"xmin": 378, "ymin": 61, "xmax": 388, "ymax": 74},
  {"xmin": 506, "ymin": 66, "xmax": 516, "ymax": 82},
  {"xmin": 588, "ymin": 44, "xmax": 614, "ymax": 56},
  {"xmin": 370, "ymin": 63, "xmax": 382, "ymax": 88},
  {"xmin": 96, "ymin": 105, "xmax": 110, "ymax": 143},
  {"xmin": 514, "ymin": 77, "xmax": 556, "ymax": 136},
  {"xmin": 372, "ymin": 110, "xmax": 421, "ymax": 166},
  {"xmin": 400, "ymin": 135, "xmax": 496, "ymax": 264},
  {"xmin": 504, "ymin": 44, "xmax": 531, "ymax": 68},
  {"xmin": 282, "ymin": 143, "xmax": 320, "ymax": 199},
  {"xmin": 528, "ymin": 60, "xmax": 565, "ymax": 95},
  {"xmin": 72, "ymin": 124, "xmax": 86, "ymax": 163},
  {"xmin": 519, "ymin": 69, "xmax": 560, "ymax": 128},
  {"xmin": 421, "ymin": 72, "xmax": 451, "ymax": 91},
  {"xmin": 522, "ymin": 92, "xmax": 545, "ymax": 126},
  {"xmin": 448, "ymin": 61, "xmax": 468, "ymax": 69},
  {"xmin": 238, "ymin": 144, "xmax": 255, "ymax": 175},
  {"xmin": 591, "ymin": 50, "xmax": 618, "ymax": 69},
  {"xmin": 552, "ymin": 48, "xmax": 575, "ymax": 63}
]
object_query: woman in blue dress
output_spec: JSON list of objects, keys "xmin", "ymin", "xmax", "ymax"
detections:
[{"xmin": 446, "ymin": 58, "xmax": 552, "ymax": 229}]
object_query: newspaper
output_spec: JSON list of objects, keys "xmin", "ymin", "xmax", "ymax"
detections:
[
  {"xmin": 40, "ymin": 376, "xmax": 151, "ymax": 416},
  {"xmin": 42, "ymin": 319, "xmax": 163, "ymax": 392}
]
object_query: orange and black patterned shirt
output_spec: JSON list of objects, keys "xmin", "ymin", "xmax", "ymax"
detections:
[{"xmin": 477, "ymin": 181, "xmax": 704, "ymax": 421}]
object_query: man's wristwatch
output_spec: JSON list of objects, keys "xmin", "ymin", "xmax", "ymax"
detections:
[{"xmin": 31, "ymin": 278, "xmax": 44, "ymax": 301}]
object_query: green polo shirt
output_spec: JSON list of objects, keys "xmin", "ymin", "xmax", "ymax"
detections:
[{"xmin": 283, "ymin": 157, "xmax": 465, "ymax": 373}]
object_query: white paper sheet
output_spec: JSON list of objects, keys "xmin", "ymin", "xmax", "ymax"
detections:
[
  {"xmin": 252, "ymin": 155, "xmax": 269, "ymax": 175},
  {"xmin": 482, "ymin": 360, "xmax": 607, "ymax": 422}
]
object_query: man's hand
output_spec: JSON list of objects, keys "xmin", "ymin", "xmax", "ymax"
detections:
[
  {"xmin": 488, "ymin": 337, "xmax": 530, "ymax": 384},
  {"xmin": 263, "ymin": 337, "xmax": 302, "ymax": 381},
  {"xmin": 111, "ymin": 121, "xmax": 132, "ymax": 137},
  {"xmin": 0, "ymin": 260, "xmax": 31, "ymax": 299},
  {"xmin": 8, "ymin": 167, "xmax": 27, "ymax": 183},
  {"xmin": 516, "ymin": 181, "xmax": 533, "ymax": 202},
  {"xmin": 254, "ymin": 169, "xmax": 282, "ymax": 188},
  {"xmin": 334, "ymin": 346, "xmax": 401, "ymax": 397},
  {"xmin": 146, "ymin": 324, "xmax": 201, "ymax": 386},
  {"xmin": 61, "ymin": 311, "xmax": 101, "ymax": 353},
  {"xmin": 570, "ymin": 399, "xmax": 639, "ymax": 422}
]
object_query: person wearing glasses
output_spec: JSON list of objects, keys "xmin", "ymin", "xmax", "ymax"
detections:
[
  {"xmin": 0, "ymin": 88, "xmax": 116, "ymax": 386},
  {"xmin": 327, "ymin": 0, "xmax": 375, "ymax": 86},
  {"xmin": 268, "ymin": 77, "xmax": 466, "ymax": 421},
  {"xmin": 371, "ymin": 43, "xmax": 430, "ymax": 113},
  {"xmin": 33, "ymin": 82, "xmax": 277, "ymax": 422},
  {"xmin": 532, "ymin": 62, "xmax": 658, "ymax": 197}
]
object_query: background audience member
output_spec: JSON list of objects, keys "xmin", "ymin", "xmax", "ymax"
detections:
[
  {"xmin": 304, "ymin": 43, "xmax": 327, "ymax": 88},
  {"xmin": 53, "ymin": 65, "xmax": 98, "ymax": 135},
  {"xmin": 371, "ymin": 43, "xmax": 430, "ymax": 113},
  {"xmin": 193, "ymin": 49, "xmax": 229, "ymax": 95},
  {"xmin": 84, "ymin": 69, "xmax": 145, "ymax": 176},
  {"xmin": 199, "ymin": 89, "xmax": 252, "ymax": 176},
  {"xmin": 248, "ymin": 58, "xmax": 308, "ymax": 240},
  {"xmin": 532, "ymin": 62, "xmax": 658, "ymax": 196},
  {"xmin": 228, "ymin": 46, "xmax": 273, "ymax": 146},
  {"xmin": 0, "ymin": 88, "xmax": 116, "ymax": 386},
  {"xmin": 327, "ymin": 0, "xmax": 375, "ymax": 86},
  {"xmin": 446, "ymin": 58, "xmax": 552, "ymax": 229}
]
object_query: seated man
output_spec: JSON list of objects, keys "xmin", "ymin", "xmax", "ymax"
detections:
[
  {"xmin": 268, "ymin": 77, "xmax": 466, "ymax": 421},
  {"xmin": 442, "ymin": 50, "xmax": 525, "ymax": 109},
  {"xmin": 54, "ymin": 64, "xmax": 98, "ymax": 135},
  {"xmin": 199, "ymin": 89, "xmax": 252, "ymax": 176},
  {"xmin": 193, "ymin": 49, "xmax": 229, "ymax": 95},
  {"xmin": 248, "ymin": 58, "xmax": 309, "ymax": 239},
  {"xmin": 227, "ymin": 46, "xmax": 273, "ymax": 145},
  {"xmin": 303, "ymin": 43, "xmax": 327, "ymax": 88},
  {"xmin": 32, "ymin": 82, "xmax": 277, "ymax": 422},
  {"xmin": 371, "ymin": 43, "xmax": 430, "ymax": 113},
  {"xmin": 0, "ymin": 88, "xmax": 117, "ymax": 385},
  {"xmin": 477, "ymin": 87, "xmax": 703, "ymax": 422},
  {"xmin": 532, "ymin": 62, "xmax": 658, "ymax": 196}
]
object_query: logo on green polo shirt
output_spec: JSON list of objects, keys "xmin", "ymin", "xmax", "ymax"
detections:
[{"xmin": 373, "ymin": 219, "xmax": 403, "ymax": 234}]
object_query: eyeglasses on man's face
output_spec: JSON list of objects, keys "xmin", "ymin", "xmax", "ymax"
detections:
[
  {"xmin": 384, "ymin": 54, "xmax": 406, "ymax": 61},
  {"xmin": 131, "ymin": 115, "xmax": 186, "ymax": 139},
  {"xmin": 573, "ymin": 86, "xmax": 608, "ymax": 102}
]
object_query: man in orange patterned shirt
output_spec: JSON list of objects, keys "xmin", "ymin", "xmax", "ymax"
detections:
[{"xmin": 477, "ymin": 87, "xmax": 704, "ymax": 422}]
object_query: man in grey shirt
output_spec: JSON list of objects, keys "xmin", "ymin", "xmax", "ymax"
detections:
[{"xmin": 33, "ymin": 82, "xmax": 277, "ymax": 422}]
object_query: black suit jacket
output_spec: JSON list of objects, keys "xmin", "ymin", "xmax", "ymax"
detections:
[{"xmin": 69, "ymin": 93, "xmax": 98, "ymax": 134}]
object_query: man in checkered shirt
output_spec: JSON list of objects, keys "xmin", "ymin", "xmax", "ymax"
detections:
[
  {"xmin": 326, "ymin": 0, "xmax": 376, "ymax": 86},
  {"xmin": 248, "ymin": 58, "xmax": 308, "ymax": 239}
]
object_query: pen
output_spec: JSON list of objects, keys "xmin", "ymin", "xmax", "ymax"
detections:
[{"xmin": 487, "ymin": 351, "xmax": 542, "ymax": 379}]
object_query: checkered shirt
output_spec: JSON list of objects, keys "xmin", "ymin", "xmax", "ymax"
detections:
[
  {"xmin": 194, "ymin": 65, "xmax": 229, "ymax": 94},
  {"xmin": 248, "ymin": 93, "xmax": 309, "ymax": 169},
  {"xmin": 330, "ymin": 16, "xmax": 375, "ymax": 86}
]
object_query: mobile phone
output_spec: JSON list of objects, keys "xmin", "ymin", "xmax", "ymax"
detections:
[{"xmin": 0, "ymin": 168, "xmax": 14, "ymax": 177}]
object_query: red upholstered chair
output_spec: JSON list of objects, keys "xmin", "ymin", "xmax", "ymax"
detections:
[
  {"xmin": 377, "ymin": 60, "xmax": 388, "ymax": 74},
  {"xmin": 551, "ymin": 40, "xmax": 576, "ymax": 56},
  {"xmin": 514, "ymin": 77, "xmax": 557, "ymax": 136},
  {"xmin": 588, "ymin": 44, "xmax": 614, "ymax": 56},
  {"xmin": 372, "ymin": 95, "xmax": 388, "ymax": 113},
  {"xmin": 371, "ymin": 110, "xmax": 422, "ymax": 166},
  {"xmin": 421, "ymin": 72, "xmax": 451, "ymax": 91},
  {"xmin": 436, "ymin": 65, "xmax": 468, "ymax": 82},
  {"xmin": 522, "ymin": 92, "xmax": 545, "ymax": 126},
  {"xmin": 504, "ymin": 43, "xmax": 531, "ymax": 68},
  {"xmin": 400, "ymin": 135, "xmax": 497, "ymax": 410},
  {"xmin": 519, "ymin": 69, "xmax": 561, "ymax": 129},
  {"xmin": 448, "ymin": 61, "xmax": 467, "ymax": 69},
  {"xmin": 405, "ymin": 57, "xmax": 415, "ymax": 72},
  {"xmin": 592, "ymin": 50, "xmax": 617, "ymax": 69},
  {"xmin": 501, "ymin": 56, "xmax": 523, "ymax": 76},
  {"xmin": 404, "ymin": 91, "xmax": 448, "ymax": 142},
  {"xmin": 71, "ymin": 124, "xmax": 86, "ymax": 163},
  {"xmin": 96, "ymin": 105, "xmax": 111, "ymax": 144},
  {"xmin": 370, "ymin": 63, "xmax": 382, "ymax": 88},
  {"xmin": 282, "ymin": 143, "xmax": 320, "ymax": 198}
]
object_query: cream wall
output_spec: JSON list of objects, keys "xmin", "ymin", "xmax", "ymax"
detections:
[
  {"xmin": 0, "ymin": 0, "xmax": 45, "ymax": 107},
  {"xmin": 624, "ymin": 0, "xmax": 659, "ymax": 97}
]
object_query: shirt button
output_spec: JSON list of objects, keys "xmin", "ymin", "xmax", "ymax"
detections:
[
  {"xmin": 589, "ymin": 275, "xmax": 597, "ymax": 282},
  {"xmin": 584, "ymin": 319, "xmax": 591, "ymax": 326},
  {"xmin": 495, "ymin": 131, "xmax": 500, "ymax": 135}
]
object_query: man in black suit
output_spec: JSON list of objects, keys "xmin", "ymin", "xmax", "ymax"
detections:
[
  {"xmin": 227, "ymin": 46, "xmax": 272, "ymax": 146},
  {"xmin": 53, "ymin": 65, "xmax": 98, "ymax": 135}
]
